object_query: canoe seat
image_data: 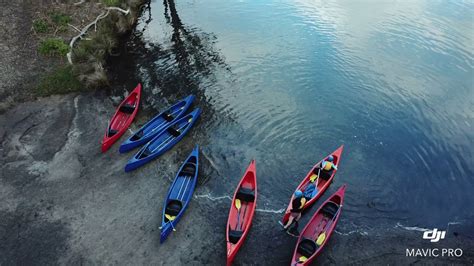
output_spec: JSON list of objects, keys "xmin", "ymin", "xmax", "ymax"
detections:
[
  {"xmin": 108, "ymin": 128, "xmax": 118, "ymax": 137},
  {"xmin": 313, "ymin": 167, "xmax": 328, "ymax": 179},
  {"xmin": 236, "ymin": 187, "xmax": 255, "ymax": 202},
  {"xmin": 313, "ymin": 167, "xmax": 334, "ymax": 181},
  {"xmin": 297, "ymin": 238, "xmax": 317, "ymax": 257},
  {"xmin": 167, "ymin": 126, "xmax": 181, "ymax": 137},
  {"xmin": 321, "ymin": 201, "xmax": 339, "ymax": 218},
  {"xmin": 119, "ymin": 104, "xmax": 136, "ymax": 114},
  {"xmin": 228, "ymin": 229, "xmax": 243, "ymax": 244},
  {"xmin": 319, "ymin": 169, "xmax": 333, "ymax": 180},
  {"xmin": 139, "ymin": 148, "xmax": 152, "ymax": 158},
  {"xmin": 130, "ymin": 130, "xmax": 144, "ymax": 141},
  {"xmin": 163, "ymin": 112, "xmax": 174, "ymax": 122},
  {"xmin": 181, "ymin": 164, "xmax": 196, "ymax": 176},
  {"xmin": 165, "ymin": 200, "xmax": 182, "ymax": 219}
]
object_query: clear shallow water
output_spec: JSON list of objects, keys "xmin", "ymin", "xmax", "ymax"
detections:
[{"xmin": 109, "ymin": 0, "xmax": 473, "ymax": 262}]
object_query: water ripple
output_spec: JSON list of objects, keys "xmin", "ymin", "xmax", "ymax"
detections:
[{"xmin": 108, "ymin": 0, "xmax": 474, "ymax": 240}]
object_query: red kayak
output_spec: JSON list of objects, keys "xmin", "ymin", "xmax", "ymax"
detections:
[
  {"xmin": 101, "ymin": 84, "xmax": 141, "ymax": 152},
  {"xmin": 282, "ymin": 145, "xmax": 343, "ymax": 224},
  {"xmin": 226, "ymin": 160, "xmax": 257, "ymax": 266},
  {"xmin": 290, "ymin": 184, "xmax": 346, "ymax": 265}
]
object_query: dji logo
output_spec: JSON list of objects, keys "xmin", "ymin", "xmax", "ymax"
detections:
[{"xmin": 423, "ymin": 228, "xmax": 446, "ymax": 242}]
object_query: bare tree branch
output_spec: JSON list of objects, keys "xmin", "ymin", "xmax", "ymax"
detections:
[
  {"xmin": 73, "ymin": 0, "xmax": 86, "ymax": 5},
  {"xmin": 68, "ymin": 23, "xmax": 81, "ymax": 33},
  {"xmin": 106, "ymin": 7, "xmax": 130, "ymax": 15},
  {"xmin": 67, "ymin": 7, "xmax": 130, "ymax": 64}
]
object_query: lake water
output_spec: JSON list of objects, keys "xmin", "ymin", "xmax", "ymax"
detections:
[{"xmin": 108, "ymin": 0, "xmax": 473, "ymax": 264}]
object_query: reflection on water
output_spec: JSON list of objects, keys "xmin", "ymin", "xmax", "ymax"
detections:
[
  {"xmin": 109, "ymin": 0, "xmax": 228, "ymax": 112},
  {"xmin": 108, "ymin": 0, "xmax": 473, "ymax": 263}
]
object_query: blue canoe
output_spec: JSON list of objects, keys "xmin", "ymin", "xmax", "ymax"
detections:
[
  {"xmin": 124, "ymin": 108, "xmax": 201, "ymax": 172},
  {"xmin": 160, "ymin": 145, "xmax": 199, "ymax": 243},
  {"xmin": 119, "ymin": 95, "xmax": 195, "ymax": 153}
]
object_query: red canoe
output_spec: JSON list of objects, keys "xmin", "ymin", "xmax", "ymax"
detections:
[
  {"xmin": 290, "ymin": 184, "xmax": 346, "ymax": 265},
  {"xmin": 101, "ymin": 84, "xmax": 141, "ymax": 152},
  {"xmin": 282, "ymin": 145, "xmax": 343, "ymax": 224},
  {"xmin": 226, "ymin": 160, "xmax": 257, "ymax": 266}
]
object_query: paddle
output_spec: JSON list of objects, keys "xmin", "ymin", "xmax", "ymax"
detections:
[
  {"xmin": 235, "ymin": 199, "xmax": 242, "ymax": 228},
  {"xmin": 304, "ymin": 167, "xmax": 321, "ymax": 191},
  {"xmin": 311, "ymin": 214, "xmax": 328, "ymax": 237},
  {"xmin": 169, "ymin": 221, "xmax": 177, "ymax": 232},
  {"xmin": 315, "ymin": 167, "xmax": 321, "ymax": 185},
  {"xmin": 296, "ymin": 255, "xmax": 308, "ymax": 264},
  {"xmin": 159, "ymin": 214, "xmax": 177, "ymax": 231},
  {"xmin": 315, "ymin": 206, "xmax": 342, "ymax": 245},
  {"xmin": 239, "ymin": 203, "xmax": 248, "ymax": 231}
]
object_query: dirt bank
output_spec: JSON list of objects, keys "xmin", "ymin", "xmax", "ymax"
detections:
[
  {"xmin": 0, "ymin": 1, "xmax": 56, "ymax": 111},
  {"xmin": 0, "ymin": 0, "xmax": 144, "ymax": 113}
]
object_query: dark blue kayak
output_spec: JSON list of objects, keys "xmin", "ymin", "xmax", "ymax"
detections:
[
  {"xmin": 160, "ymin": 145, "xmax": 199, "ymax": 243},
  {"xmin": 119, "ymin": 95, "xmax": 195, "ymax": 153},
  {"xmin": 124, "ymin": 108, "xmax": 201, "ymax": 172}
]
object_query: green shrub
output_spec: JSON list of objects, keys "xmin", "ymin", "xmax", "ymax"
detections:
[
  {"xmin": 37, "ymin": 66, "xmax": 83, "ymax": 96},
  {"xmin": 33, "ymin": 19, "xmax": 50, "ymax": 33},
  {"xmin": 38, "ymin": 38, "xmax": 69, "ymax": 56},
  {"xmin": 49, "ymin": 12, "xmax": 72, "ymax": 26},
  {"xmin": 102, "ymin": 0, "xmax": 121, "ymax": 6}
]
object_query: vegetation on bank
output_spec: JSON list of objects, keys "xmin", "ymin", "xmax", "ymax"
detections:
[
  {"xmin": 71, "ymin": 5, "xmax": 133, "ymax": 87},
  {"xmin": 37, "ymin": 66, "xmax": 83, "ymax": 96},
  {"xmin": 38, "ymin": 38, "xmax": 69, "ymax": 56},
  {"xmin": 33, "ymin": 19, "xmax": 50, "ymax": 33},
  {"xmin": 34, "ymin": 0, "xmax": 145, "ymax": 96},
  {"xmin": 32, "ymin": 12, "xmax": 72, "ymax": 34},
  {"xmin": 50, "ymin": 12, "xmax": 72, "ymax": 28},
  {"xmin": 102, "ymin": 0, "xmax": 122, "ymax": 6}
]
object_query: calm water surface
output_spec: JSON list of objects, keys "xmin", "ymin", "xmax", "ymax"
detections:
[{"xmin": 109, "ymin": 0, "xmax": 473, "ymax": 263}]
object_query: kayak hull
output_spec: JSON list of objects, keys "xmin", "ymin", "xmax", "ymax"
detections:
[
  {"xmin": 160, "ymin": 146, "xmax": 199, "ymax": 243},
  {"xmin": 125, "ymin": 108, "xmax": 201, "ymax": 172},
  {"xmin": 119, "ymin": 95, "xmax": 195, "ymax": 153},
  {"xmin": 282, "ymin": 145, "xmax": 344, "ymax": 224},
  {"xmin": 226, "ymin": 160, "xmax": 257, "ymax": 266},
  {"xmin": 290, "ymin": 185, "xmax": 346, "ymax": 265},
  {"xmin": 101, "ymin": 84, "xmax": 141, "ymax": 152}
]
